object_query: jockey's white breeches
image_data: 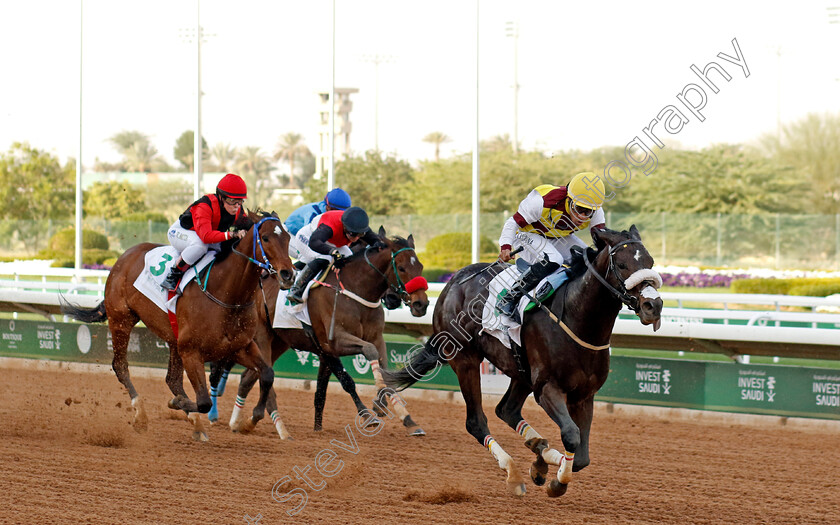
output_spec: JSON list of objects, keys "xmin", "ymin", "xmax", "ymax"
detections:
[
  {"xmin": 167, "ymin": 222, "xmax": 221, "ymax": 265},
  {"xmin": 288, "ymin": 221, "xmax": 352, "ymax": 264},
  {"xmin": 511, "ymin": 230, "xmax": 589, "ymax": 266}
]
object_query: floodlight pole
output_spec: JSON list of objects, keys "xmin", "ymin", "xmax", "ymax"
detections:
[{"xmin": 75, "ymin": 0, "xmax": 83, "ymax": 272}]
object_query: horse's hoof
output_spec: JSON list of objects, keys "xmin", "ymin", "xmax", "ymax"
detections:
[
  {"xmin": 372, "ymin": 403, "xmax": 387, "ymax": 418},
  {"xmin": 132, "ymin": 412, "xmax": 149, "ymax": 432},
  {"xmin": 529, "ymin": 460, "xmax": 548, "ymax": 486},
  {"xmin": 167, "ymin": 397, "xmax": 181, "ymax": 410},
  {"xmin": 192, "ymin": 431, "xmax": 210, "ymax": 442},
  {"xmin": 208, "ymin": 417, "xmax": 218, "ymax": 425},
  {"xmin": 546, "ymin": 479, "xmax": 568, "ymax": 498},
  {"xmin": 507, "ymin": 482, "xmax": 526, "ymax": 497},
  {"xmin": 238, "ymin": 418, "xmax": 256, "ymax": 435},
  {"xmin": 313, "ymin": 425, "xmax": 323, "ymax": 432},
  {"xmin": 406, "ymin": 425, "xmax": 426, "ymax": 437},
  {"xmin": 524, "ymin": 437, "xmax": 548, "ymax": 454}
]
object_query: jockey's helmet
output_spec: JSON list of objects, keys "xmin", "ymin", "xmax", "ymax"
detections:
[
  {"xmin": 325, "ymin": 188, "xmax": 352, "ymax": 210},
  {"xmin": 341, "ymin": 207, "xmax": 370, "ymax": 236},
  {"xmin": 566, "ymin": 172, "xmax": 605, "ymax": 211},
  {"xmin": 216, "ymin": 173, "xmax": 248, "ymax": 199}
]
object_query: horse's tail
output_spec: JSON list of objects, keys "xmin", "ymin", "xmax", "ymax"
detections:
[
  {"xmin": 60, "ymin": 297, "xmax": 108, "ymax": 324},
  {"xmin": 382, "ymin": 339, "xmax": 445, "ymax": 391}
]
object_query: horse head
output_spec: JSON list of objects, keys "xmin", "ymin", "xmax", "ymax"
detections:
[
  {"xmin": 590, "ymin": 224, "xmax": 663, "ymax": 330},
  {"xmin": 237, "ymin": 209, "xmax": 296, "ymax": 289},
  {"xmin": 372, "ymin": 226, "xmax": 429, "ymax": 317}
]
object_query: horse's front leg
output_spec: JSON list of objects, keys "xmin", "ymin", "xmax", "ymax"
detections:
[
  {"xmin": 567, "ymin": 396, "xmax": 595, "ymax": 471},
  {"xmin": 178, "ymin": 349, "xmax": 210, "ymax": 442},
  {"xmin": 494, "ymin": 377, "xmax": 564, "ymax": 488},
  {"xmin": 233, "ymin": 340, "xmax": 274, "ymax": 434},
  {"xmin": 537, "ymin": 381, "xmax": 581, "ymax": 497}
]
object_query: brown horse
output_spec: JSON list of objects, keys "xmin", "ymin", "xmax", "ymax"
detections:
[
  {"xmin": 384, "ymin": 225, "xmax": 663, "ymax": 497},
  {"xmin": 220, "ymin": 227, "xmax": 430, "ymax": 437},
  {"xmin": 61, "ymin": 209, "xmax": 296, "ymax": 441}
]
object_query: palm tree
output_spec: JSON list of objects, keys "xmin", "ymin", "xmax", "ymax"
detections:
[
  {"xmin": 236, "ymin": 146, "xmax": 275, "ymax": 203},
  {"xmin": 481, "ymin": 134, "xmax": 513, "ymax": 153},
  {"xmin": 273, "ymin": 132, "xmax": 312, "ymax": 188},
  {"xmin": 422, "ymin": 131, "xmax": 452, "ymax": 162},
  {"xmin": 124, "ymin": 141, "xmax": 161, "ymax": 172},
  {"xmin": 211, "ymin": 142, "xmax": 237, "ymax": 172}
]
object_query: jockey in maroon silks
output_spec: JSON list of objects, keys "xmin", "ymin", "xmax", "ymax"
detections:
[
  {"xmin": 162, "ymin": 173, "xmax": 248, "ymax": 291},
  {"xmin": 285, "ymin": 206, "xmax": 381, "ymax": 304}
]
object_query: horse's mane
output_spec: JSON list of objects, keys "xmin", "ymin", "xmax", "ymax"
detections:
[
  {"xmin": 341, "ymin": 233, "xmax": 409, "ymax": 266},
  {"xmin": 214, "ymin": 208, "xmax": 277, "ymax": 264}
]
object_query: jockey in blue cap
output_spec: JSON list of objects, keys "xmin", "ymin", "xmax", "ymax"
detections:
[{"xmin": 284, "ymin": 187, "xmax": 352, "ymax": 236}]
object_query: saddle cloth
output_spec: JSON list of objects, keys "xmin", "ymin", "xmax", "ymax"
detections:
[
  {"xmin": 480, "ymin": 262, "xmax": 570, "ymax": 349},
  {"xmin": 271, "ymin": 265, "xmax": 334, "ymax": 329},
  {"xmin": 132, "ymin": 246, "xmax": 216, "ymax": 314}
]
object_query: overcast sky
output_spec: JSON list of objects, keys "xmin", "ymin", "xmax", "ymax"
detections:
[{"xmin": 0, "ymin": 0, "xmax": 837, "ymax": 169}]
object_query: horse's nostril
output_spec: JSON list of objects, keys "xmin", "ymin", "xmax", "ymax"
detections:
[{"xmin": 280, "ymin": 270, "xmax": 293, "ymax": 282}]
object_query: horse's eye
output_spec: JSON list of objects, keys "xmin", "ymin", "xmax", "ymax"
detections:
[
  {"xmin": 398, "ymin": 266, "xmax": 405, "ymax": 273},
  {"xmin": 262, "ymin": 235, "xmax": 269, "ymax": 242},
  {"xmin": 617, "ymin": 263, "xmax": 627, "ymax": 270}
]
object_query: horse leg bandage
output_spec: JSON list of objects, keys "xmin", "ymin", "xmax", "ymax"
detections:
[
  {"xmin": 516, "ymin": 420, "xmax": 542, "ymax": 442},
  {"xmin": 371, "ymin": 360, "xmax": 386, "ymax": 390},
  {"xmin": 229, "ymin": 395, "xmax": 246, "ymax": 428},
  {"xmin": 484, "ymin": 436, "xmax": 512, "ymax": 470},
  {"xmin": 558, "ymin": 451, "xmax": 575, "ymax": 484}
]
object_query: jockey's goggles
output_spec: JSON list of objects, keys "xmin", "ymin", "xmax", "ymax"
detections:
[
  {"xmin": 570, "ymin": 202, "xmax": 596, "ymax": 218},
  {"xmin": 222, "ymin": 197, "xmax": 245, "ymax": 207}
]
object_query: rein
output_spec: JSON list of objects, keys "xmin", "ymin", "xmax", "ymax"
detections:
[
  {"xmin": 521, "ymin": 288, "xmax": 611, "ymax": 352},
  {"xmin": 200, "ymin": 216, "xmax": 283, "ymax": 310},
  {"xmin": 584, "ymin": 240, "xmax": 648, "ymax": 312},
  {"xmin": 364, "ymin": 245, "xmax": 417, "ymax": 306},
  {"xmin": 231, "ymin": 216, "xmax": 283, "ymax": 276}
]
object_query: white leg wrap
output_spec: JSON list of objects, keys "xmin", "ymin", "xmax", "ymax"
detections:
[
  {"xmin": 486, "ymin": 438, "xmax": 512, "ymax": 470},
  {"xmin": 270, "ymin": 410, "xmax": 291, "ymax": 440},
  {"xmin": 516, "ymin": 420, "xmax": 543, "ymax": 442},
  {"xmin": 558, "ymin": 451, "xmax": 575, "ymax": 484},
  {"xmin": 541, "ymin": 448, "xmax": 564, "ymax": 466},
  {"xmin": 229, "ymin": 397, "xmax": 244, "ymax": 429},
  {"xmin": 371, "ymin": 360, "xmax": 386, "ymax": 389}
]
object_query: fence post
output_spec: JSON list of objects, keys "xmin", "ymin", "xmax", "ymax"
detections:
[
  {"xmin": 775, "ymin": 213, "xmax": 781, "ymax": 269},
  {"xmin": 716, "ymin": 212, "xmax": 722, "ymax": 267},
  {"xmin": 661, "ymin": 211, "xmax": 666, "ymax": 265},
  {"xmin": 836, "ymin": 214, "xmax": 840, "ymax": 270}
]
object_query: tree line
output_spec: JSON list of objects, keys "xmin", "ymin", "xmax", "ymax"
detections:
[{"xmin": 1, "ymin": 112, "xmax": 839, "ymax": 224}]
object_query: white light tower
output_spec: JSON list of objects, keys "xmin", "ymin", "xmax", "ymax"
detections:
[
  {"xmin": 179, "ymin": 2, "xmax": 214, "ymax": 199},
  {"xmin": 360, "ymin": 53, "xmax": 395, "ymax": 151},
  {"xmin": 505, "ymin": 20, "xmax": 520, "ymax": 154}
]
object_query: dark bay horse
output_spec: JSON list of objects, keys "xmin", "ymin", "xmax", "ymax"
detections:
[
  {"xmin": 219, "ymin": 227, "xmax": 430, "ymax": 438},
  {"xmin": 61, "ymin": 210, "xmax": 296, "ymax": 441},
  {"xmin": 384, "ymin": 225, "xmax": 663, "ymax": 497}
]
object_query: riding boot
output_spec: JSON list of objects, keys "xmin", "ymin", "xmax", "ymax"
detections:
[
  {"xmin": 287, "ymin": 259, "xmax": 329, "ymax": 304},
  {"xmin": 162, "ymin": 258, "xmax": 190, "ymax": 291},
  {"xmin": 498, "ymin": 256, "xmax": 560, "ymax": 322}
]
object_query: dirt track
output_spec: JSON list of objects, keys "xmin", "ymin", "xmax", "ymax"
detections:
[{"xmin": 0, "ymin": 362, "xmax": 838, "ymax": 525}]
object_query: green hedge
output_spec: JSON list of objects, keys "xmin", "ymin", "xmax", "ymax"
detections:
[
  {"xmin": 419, "ymin": 232, "xmax": 497, "ymax": 272},
  {"xmin": 47, "ymin": 228, "xmax": 109, "ymax": 252},
  {"xmin": 731, "ymin": 277, "xmax": 840, "ymax": 296}
]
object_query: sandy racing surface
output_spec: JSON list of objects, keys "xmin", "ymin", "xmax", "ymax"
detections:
[{"xmin": 0, "ymin": 362, "xmax": 838, "ymax": 525}]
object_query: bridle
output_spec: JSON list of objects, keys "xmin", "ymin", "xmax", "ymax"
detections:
[
  {"xmin": 583, "ymin": 239, "xmax": 652, "ymax": 313},
  {"xmin": 364, "ymin": 244, "xmax": 419, "ymax": 306},
  {"xmin": 232, "ymin": 216, "xmax": 283, "ymax": 277}
]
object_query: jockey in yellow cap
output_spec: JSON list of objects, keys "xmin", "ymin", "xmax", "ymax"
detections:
[{"xmin": 496, "ymin": 172, "xmax": 607, "ymax": 319}]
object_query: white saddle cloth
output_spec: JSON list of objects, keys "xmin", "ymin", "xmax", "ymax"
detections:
[{"xmin": 132, "ymin": 246, "xmax": 216, "ymax": 314}]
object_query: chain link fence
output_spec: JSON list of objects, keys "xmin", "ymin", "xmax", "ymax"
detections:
[{"xmin": 1, "ymin": 212, "xmax": 838, "ymax": 270}]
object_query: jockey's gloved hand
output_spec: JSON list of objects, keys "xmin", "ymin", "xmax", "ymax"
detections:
[{"xmin": 329, "ymin": 249, "xmax": 344, "ymax": 261}]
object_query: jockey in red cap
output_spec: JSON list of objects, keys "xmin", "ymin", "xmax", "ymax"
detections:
[{"xmin": 162, "ymin": 173, "xmax": 248, "ymax": 291}]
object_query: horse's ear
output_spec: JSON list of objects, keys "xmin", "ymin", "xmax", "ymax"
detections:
[
  {"xmin": 591, "ymin": 226, "xmax": 607, "ymax": 250},
  {"xmin": 407, "ymin": 234, "xmax": 415, "ymax": 248},
  {"xmin": 378, "ymin": 225, "xmax": 386, "ymax": 237},
  {"xmin": 629, "ymin": 224, "xmax": 641, "ymax": 240}
]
